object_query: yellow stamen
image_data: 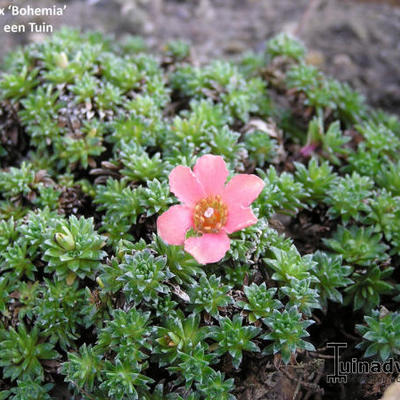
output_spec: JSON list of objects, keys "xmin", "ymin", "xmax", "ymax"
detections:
[{"xmin": 193, "ymin": 194, "xmax": 228, "ymax": 234}]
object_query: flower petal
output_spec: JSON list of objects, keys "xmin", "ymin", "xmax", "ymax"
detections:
[
  {"xmin": 223, "ymin": 205, "xmax": 257, "ymax": 234},
  {"xmin": 193, "ymin": 154, "xmax": 229, "ymax": 196},
  {"xmin": 222, "ymin": 174, "xmax": 264, "ymax": 207},
  {"xmin": 157, "ymin": 205, "xmax": 193, "ymax": 245},
  {"xmin": 184, "ymin": 232, "xmax": 230, "ymax": 264},
  {"xmin": 169, "ymin": 165, "xmax": 205, "ymax": 206}
]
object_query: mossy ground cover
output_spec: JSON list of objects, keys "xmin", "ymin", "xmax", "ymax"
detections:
[{"xmin": 0, "ymin": 29, "xmax": 400, "ymax": 399}]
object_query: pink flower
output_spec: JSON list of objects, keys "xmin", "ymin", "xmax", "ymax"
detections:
[{"xmin": 157, "ymin": 154, "xmax": 265, "ymax": 264}]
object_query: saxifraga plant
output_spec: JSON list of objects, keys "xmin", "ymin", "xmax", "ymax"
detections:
[{"xmin": 1, "ymin": 26, "xmax": 400, "ymax": 399}]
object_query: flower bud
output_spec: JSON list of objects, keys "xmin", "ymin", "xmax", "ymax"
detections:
[
  {"xmin": 55, "ymin": 52, "xmax": 69, "ymax": 69},
  {"xmin": 54, "ymin": 228, "xmax": 75, "ymax": 251}
]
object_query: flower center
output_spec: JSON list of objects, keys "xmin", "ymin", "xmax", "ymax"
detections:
[
  {"xmin": 204, "ymin": 207, "xmax": 214, "ymax": 218},
  {"xmin": 193, "ymin": 195, "xmax": 228, "ymax": 234}
]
